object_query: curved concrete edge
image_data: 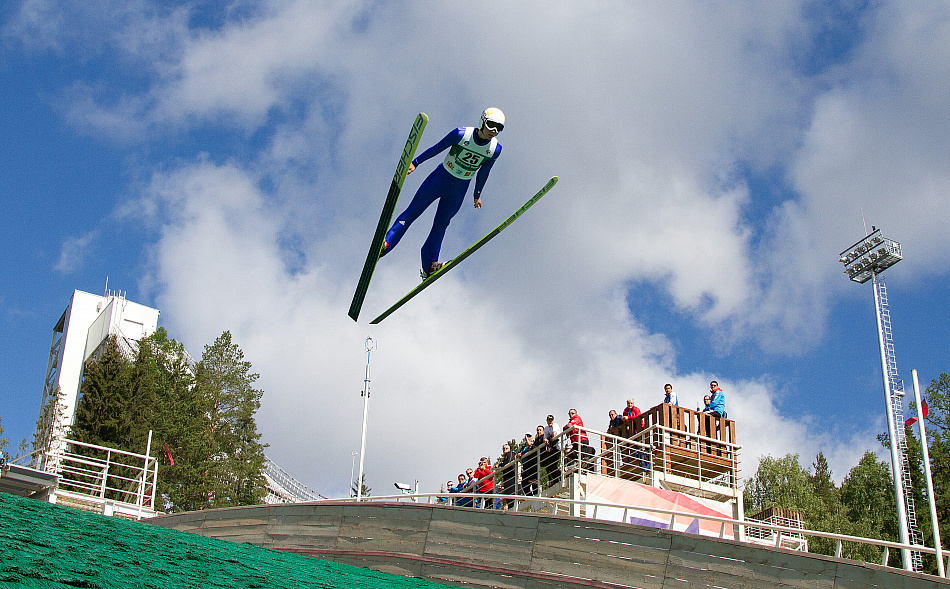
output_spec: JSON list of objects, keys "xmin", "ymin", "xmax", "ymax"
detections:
[{"xmin": 150, "ymin": 501, "xmax": 950, "ymax": 589}]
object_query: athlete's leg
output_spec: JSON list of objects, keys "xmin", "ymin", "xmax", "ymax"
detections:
[
  {"xmin": 420, "ymin": 177, "xmax": 469, "ymax": 268},
  {"xmin": 384, "ymin": 169, "xmax": 443, "ymax": 251}
]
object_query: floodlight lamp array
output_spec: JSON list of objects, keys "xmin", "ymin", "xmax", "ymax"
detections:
[{"xmin": 838, "ymin": 228, "xmax": 902, "ymax": 283}]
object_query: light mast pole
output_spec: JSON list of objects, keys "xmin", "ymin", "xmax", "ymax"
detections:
[{"xmin": 356, "ymin": 336, "xmax": 376, "ymax": 501}]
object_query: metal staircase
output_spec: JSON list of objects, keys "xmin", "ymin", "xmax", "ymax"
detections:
[{"xmin": 875, "ymin": 275, "xmax": 923, "ymax": 571}]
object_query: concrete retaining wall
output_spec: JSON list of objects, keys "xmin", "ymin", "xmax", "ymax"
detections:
[{"xmin": 151, "ymin": 501, "xmax": 949, "ymax": 589}]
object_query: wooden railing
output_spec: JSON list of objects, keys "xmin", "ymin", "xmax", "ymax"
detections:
[{"xmin": 601, "ymin": 403, "xmax": 738, "ymax": 490}]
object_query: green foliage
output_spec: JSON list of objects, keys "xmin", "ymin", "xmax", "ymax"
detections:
[
  {"xmin": 73, "ymin": 336, "xmax": 135, "ymax": 449},
  {"xmin": 195, "ymin": 331, "xmax": 267, "ymax": 509},
  {"xmin": 744, "ymin": 454, "xmax": 819, "ymax": 515},
  {"xmin": 899, "ymin": 372, "xmax": 950, "ymax": 574},
  {"xmin": 351, "ymin": 474, "xmax": 371, "ymax": 498},
  {"xmin": 31, "ymin": 386, "xmax": 67, "ymax": 464},
  {"xmin": 70, "ymin": 328, "xmax": 267, "ymax": 513},
  {"xmin": 744, "ymin": 451, "xmax": 898, "ymax": 561},
  {"xmin": 0, "ymin": 415, "xmax": 7, "ymax": 453},
  {"xmin": 135, "ymin": 328, "xmax": 206, "ymax": 512},
  {"xmin": 924, "ymin": 373, "xmax": 950, "ymax": 436},
  {"xmin": 745, "ymin": 372, "xmax": 950, "ymax": 572}
]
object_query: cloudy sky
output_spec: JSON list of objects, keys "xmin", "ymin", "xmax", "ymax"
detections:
[{"xmin": 2, "ymin": 0, "xmax": 948, "ymax": 498}]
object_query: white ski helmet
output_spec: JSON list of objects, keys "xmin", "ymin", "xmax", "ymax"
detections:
[{"xmin": 480, "ymin": 107, "xmax": 505, "ymax": 131}]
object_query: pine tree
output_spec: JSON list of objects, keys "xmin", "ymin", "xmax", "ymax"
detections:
[
  {"xmin": 195, "ymin": 331, "xmax": 267, "ymax": 508},
  {"xmin": 72, "ymin": 336, "xmax": 135, "ymax": 449},
  {"xmin": 806, "ymin": 452, "xmax": 851, "ymax": 556},
  {"xmin": 810, "ymin": 452, "xmax": 835, "ymax": 499},
  {"xmin": 133, "ymin": 328, "xmax": 208, "ymax": 513},
  {"xmin": 351, "ymin": 474, "xmax": 371, "ymax": 498}
]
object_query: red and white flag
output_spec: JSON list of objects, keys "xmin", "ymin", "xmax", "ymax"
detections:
[{"xmin": 906, "ymin": 399, "xmax": 929, "ymax": 427}]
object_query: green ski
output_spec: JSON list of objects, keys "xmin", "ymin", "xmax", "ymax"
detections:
[
  {"xmin": 348, "ymin": 113, "xmax": 428, "ymax": 321},
  {"xmin": 369, "ymin": 176, "xmax": 558, "ymax": 324}
]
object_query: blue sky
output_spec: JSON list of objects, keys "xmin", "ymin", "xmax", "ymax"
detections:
[{"xmin": 2, "ymin": 1, "xmax": 948, "ymax": 497}]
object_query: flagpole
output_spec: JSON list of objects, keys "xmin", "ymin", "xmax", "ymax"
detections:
[{"xmin": 911, "ymin": 369, "xmax": 945, "ymax": 577}]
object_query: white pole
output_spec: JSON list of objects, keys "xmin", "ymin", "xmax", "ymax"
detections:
[
  {"xmin": 872, "ymin": 274, "xmax": 912, "ymax": 569},
  {"xmin": 356, "ymin": 337, "xmax": 375, "ymax": 501},
  {"xmin": 139, "ymin": 430, "xmax": 153, "ymax": 519},
  {"xmin": 912, "ymin": 369, "xmax": 945, "ymax": 577}
]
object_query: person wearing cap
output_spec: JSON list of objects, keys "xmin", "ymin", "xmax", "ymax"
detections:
[
  {"xmin": 520, "ymin": 429, "xmax": 543, "ymax": 496},
  {"xmin": 542, "ymin": 414, "xmax": 561, "ymax": 485},
  {"xmin": 380, "ymin": 108, "xmax": 505, "ymax": 278}
]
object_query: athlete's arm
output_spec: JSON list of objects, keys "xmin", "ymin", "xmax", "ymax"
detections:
[
  {"xmin": 410, "ymin": 128, "xmax": 465, "ymax": 169},
  {"xmin": 472, "ymin": 143, "xmax": 502, "ymax": 201}
]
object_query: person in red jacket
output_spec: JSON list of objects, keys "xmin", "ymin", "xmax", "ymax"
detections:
[
  {"xmin": 473, "ymin": 457, "xmax": 496, "ymax": 509},
  {"xmin": 622, "ymin": 398, "xmax": 642, "ymax": 436},
  {"xmin": 564, "ymin": 409, "xmax": 594, "ymax": 473},
  {"xmin": 621, "ymin": 399, "xmax": 650, "ymax": 472}
]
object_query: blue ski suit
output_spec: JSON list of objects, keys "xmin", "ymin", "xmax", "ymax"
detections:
[{"xmin": 384, "ymin": 127, "xmax": 502, "ymax": 269}]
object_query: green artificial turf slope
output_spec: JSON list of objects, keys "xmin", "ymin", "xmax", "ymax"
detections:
[{"xmin": 0, "ymin": 492, "xmax": 453, "ymax": 589}]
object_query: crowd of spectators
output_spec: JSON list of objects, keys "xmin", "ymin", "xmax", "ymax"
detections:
[{"xmin": 440, "ymin": 381, "xmax": 728, "ymax": 508}]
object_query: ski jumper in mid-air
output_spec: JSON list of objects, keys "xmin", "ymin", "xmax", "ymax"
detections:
[{"xmin": 380, "ymin": 108, "xmax": 504, "ymax": 278}]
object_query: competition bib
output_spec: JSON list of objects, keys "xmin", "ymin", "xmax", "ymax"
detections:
[{"xmin": 442, "ymin": 127, "xmax": 497, "ymax": 179}]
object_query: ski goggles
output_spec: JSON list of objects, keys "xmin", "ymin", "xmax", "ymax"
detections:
[{"xmin": 484, "ymin": 120, "xmax": 504, "ymax": 133}]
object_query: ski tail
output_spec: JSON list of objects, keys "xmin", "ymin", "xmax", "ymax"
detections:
[
  {"xmin": 369, "ymin": 176, "xmax": 558, "ymax": 324},
  {"xmin": 348, "ymin": 113, "xmax": 428, "ymax": 321}
]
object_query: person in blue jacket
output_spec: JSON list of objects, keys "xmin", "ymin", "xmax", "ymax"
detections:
[
  {"xmin": 381, "ymin": 108, "xmax": 504, "ymax": 278},
  {"xmin": 707, "ymin": 380, "xmax": 727, "ymax": 418},
  {"xmin": 663, "ymin": 383, "xmax": 679, "ymax": 406}
]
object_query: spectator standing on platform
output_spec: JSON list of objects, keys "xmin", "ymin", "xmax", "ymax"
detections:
[
  {"xmin": 452, "ymin": 473, "xmax": 471, "ymax": 507},
  {"xmin": 520, "ymin": 430, "xmax": 542, "ymax": 496},
  {"xmin": 700, "ymin": 394, "xmax": 712, "ymax": 412},
  {"xmin": 604, "ymin": 410, "xmax": 624, "ymax": 477},
  {"xmin": 707, "ymin": 381, "xmax": 726, "ymax": 418},
  {"xmin": 564, "ymin": 409, "xmax": 593, "ymax": 472},
  {"xmin": 543, "ymin": 414, "xmax": 560, "ymax": 442},
  {"xmin": 474, "ymin": 457, "xmax": 496, "ymax": 508},
  {"xmin": 542, "ymin": 417, "xmax": 561, "ymax": 485},
  {"xmin": 608, "ymin": 410, "xmax": 623, "ymax": 430},
  {"xmin": 621, "ymin": 399, "xmax": 644, "ymax": 471},
  {"xmin": 464, "ymin": 468, "xmax": 476, "ymax": 494},
  {"xmin": 622, "ymin": 399, "xmax": 642, "ymax": 436},
  {"xmin": 663, "ymin": 383, "xmax": 679, "ymax": 406},
  {"xmin": 499, "ymin": 443, "xmax": 518, "ymax": 509},
  {"xmin": 439, "ymin": 481, "xmax": 454, "ymax": 503}
]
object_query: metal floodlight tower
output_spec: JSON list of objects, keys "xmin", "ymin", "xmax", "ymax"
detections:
[
  {"xmin": 839, "ymin": 227, "xmax": 922, "ymax": 571},
  {"xmin": 356, "ymin": 336, "xmax": 376, "ymax": 501}
]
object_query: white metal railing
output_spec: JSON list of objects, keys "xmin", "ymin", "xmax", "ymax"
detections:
[
  {"xmin": 465, "ymin": 424, "xmax": 740, "ymax": 502},
  {"xmin": 263, "ymin": 457, "xmax": 324, "ymax": 503},
  {"xmin": 746, "ymin": 514, "xmax": 808, "ymax": 551},
  {"xmin": 48, "ymin": 438, "xmax": 158, "ymax": 519},
  {"xmin": 337, "ymin": 492, "xmax": 948, "ymax": 578}
]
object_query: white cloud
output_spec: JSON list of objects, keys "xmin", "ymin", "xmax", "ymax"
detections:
[
  {"xmin": 18, "ymin": 0, "xmax": 950, "ymax": 495},
  {"xmin": 55, "ymin": 230, "xmax": 99, "ymax": 274}
]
